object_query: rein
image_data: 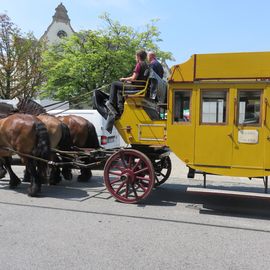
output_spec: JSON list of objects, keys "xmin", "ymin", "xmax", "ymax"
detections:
[
  {"xmin": 0, "ymin": 146, "xmax": 104, "ymax": 168},
  {"xmin": 46, "ymin": 84, "xmax": 111, "ymax": 115},
  {"xmin": 2, "ymin": 83, "xmax": 110, "ymax": 117}
]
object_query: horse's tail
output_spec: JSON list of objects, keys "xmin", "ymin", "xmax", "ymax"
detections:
[
  {"xmin": 34, "ymin": 121, "xmax": 51, "ymax": 174},
  {"xmin": 85, "ymin": 121, "xmax": 100, "ymax": 149},
  {"xmin": 55, "ymin": 122, "xmax": 73, "ymax": 181},
  {"xmin": 58, "ymin": 122, "xmax": 72, "ymax": 151}
]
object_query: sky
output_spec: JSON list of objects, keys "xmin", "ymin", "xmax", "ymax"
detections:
[{"xmin": 1, "ymin": 0, "xmax": 270, "ymax": 67}]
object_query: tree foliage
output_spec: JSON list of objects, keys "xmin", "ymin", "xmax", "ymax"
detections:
[
  {"xmin": 0, "ymin": 14, "xmax": 44, "ymax": 99},
  {"xmin": 41, "ymin": 14, "xmax": 173, "ymax": 105}
]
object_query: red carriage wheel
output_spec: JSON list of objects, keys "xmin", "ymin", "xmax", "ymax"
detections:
[{"xmin": 104, "ymin": 149, "xmax": 155, "ymax": 203}]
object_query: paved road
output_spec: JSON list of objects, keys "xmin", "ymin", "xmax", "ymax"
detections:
[{"xmin": 0, "ymin": 154, "xmax": 270, "ymax": 270}]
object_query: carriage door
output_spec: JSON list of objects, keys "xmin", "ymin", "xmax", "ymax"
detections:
[
  {"xmin": 232, "ymin": 89, "xmax": 264, "ymax": 170},
  {"xmin": 194, "ymin": 89, "xmax": 233, "ymax": 167}
]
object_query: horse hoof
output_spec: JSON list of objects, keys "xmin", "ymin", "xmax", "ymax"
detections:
[
  {"xmin": 9, "ymin": 178, "xmax": 21, "ymax": 188},
  {"xmin": 0, "ymin": 168, "xmax": 7, "ymax": 179},
  {"xmin": 49, "ymin": 181, "xmax": 57, "ymax": 186},
  {"xmin": 49, "ymin": 176, "xmax": 62, "ymax": 185},
  {"xmin": 64, "ymin": 173, "xmax": 73, "ymax": 181},
  {"xmin": 62, "ymin": 169, "xmax": 73, "ymax": 181},
  {"xmin": 27, "ymin": 185, "xmax": 40, "ymax": 197},
  {"xmin": 49, "ymin": 180, "xmax": 60, "ymax": 185},
  {"xmin": 77, "ymin": 175, "xmax": 91, "ymax": 182}
]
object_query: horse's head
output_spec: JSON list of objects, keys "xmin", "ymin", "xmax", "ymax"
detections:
[{"xmin": 0, "ymin": 102, "xmax": 18, "ymax": 118}]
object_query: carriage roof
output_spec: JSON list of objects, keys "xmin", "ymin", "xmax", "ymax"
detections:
[{"xmin": 169, "ymin": 51, "xmax": 270, "ymax": 82}]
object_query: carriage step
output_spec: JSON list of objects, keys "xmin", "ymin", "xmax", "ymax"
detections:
[{"xmin": 187, "ymin": 187, "xmax": 270, "ymax": 199}]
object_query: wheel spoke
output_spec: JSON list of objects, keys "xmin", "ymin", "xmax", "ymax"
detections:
[
  {"xmin": 134, "ymin": 167, "xmax": 149, "ymax": 175},
  {"xmin": 159, "ymin": 172, "xmax": 166, "ymax": 178},
  {"xmin": 110, "ymin": 178, "xmax": 122, "ymax": 185},
  {"xmin": 136, "ymin": 176, "xmax": 150, "ymax": 181},
  {"xmin": 120, "ymin": 153, "xmax": 128, "ymax": 168},
  {"xmin": 128, "ymin": 155, "xmax": 133, "ymax": 168},
  {"xmin": 125, "ymin": 182, "xmax": 129, "ymax": 198},
  {"xmin": 132, "ymin": 184, "xmax": 138, "ymax": 199},
  {"xmin": 137, "ymin": 182, "xmax": 147, "ymax": 191},
  {"xmin": 155, "ymin": 160, "xmax": 161, "ymax": 166},
  {"xmin": 112, "ymin": 165, "xmax": 125, "ymax": 171},
  {"xmin": 109, "ymin": 171, "xmax": 122, "ymax": 176},
  {"xmin": 115, "ymin": 181, "xmax": 126, "ymax": 194},
  {"xmin": 132, "ymin": 159, "xmax": 142, "ymax": 171}
]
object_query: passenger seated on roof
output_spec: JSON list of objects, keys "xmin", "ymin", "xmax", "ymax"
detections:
[
  {"xmin": 147, "ymin": 51, "xmax": 164, "ymax": 79},
  {"xmin": 106, "ymin": 50, "xmax": 149, "ymax": 116},
  {"xmin": 147, "ymin": 51, "xmax": 165, "ymax": 101}
]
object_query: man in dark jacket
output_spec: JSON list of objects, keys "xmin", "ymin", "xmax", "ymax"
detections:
[{"xmin": 147, "ymin": 51, "xmax": 164, "ymax": 79}]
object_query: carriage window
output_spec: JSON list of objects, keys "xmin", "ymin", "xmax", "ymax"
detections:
[
  {"xmin": 238, "ymin": 90, "xmax": 262, "ymax": 125},
  {"xmin": 201, "ymin": 90, "xmax": 227, "ymax": 124},
  {"xmin": 173, "ymin": 90, "xmax": 191, "ymax": 123}
]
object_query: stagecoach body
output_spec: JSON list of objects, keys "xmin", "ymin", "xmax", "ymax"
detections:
[
  {"xmin": 94, "ymin": 51, "xmax": 270, "ymax": 203},
  {"xmin": 115, "ymin": 51, "xmax": 270, "ymax": 178}
]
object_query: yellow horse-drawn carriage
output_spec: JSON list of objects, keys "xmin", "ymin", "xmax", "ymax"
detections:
[{"xmin": 95, "ymin": 51, "xmax": 270, "ymax": 203}]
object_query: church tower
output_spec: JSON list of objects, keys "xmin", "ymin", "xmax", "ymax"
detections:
[{"xmin": 41, "ymin": 3, "xmax": 75, "ymax": 44}]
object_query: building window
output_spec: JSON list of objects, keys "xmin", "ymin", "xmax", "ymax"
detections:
[
  {"xmin": 201, "ymin": 90, "xmax": 228, "ymax": 124},
  {"xmin": 57, "ymin": 30, "xmax": 67, "ymax": 38},
  {"xmin": 173, "ymin": 90, "xmax": 191, "ymax": 123},
  {"xmin": 238, "ymin": 90, "xmax": 262, "ymax": 125}
]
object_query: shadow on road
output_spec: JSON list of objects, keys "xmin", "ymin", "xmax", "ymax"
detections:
[
  {"xmin": 144, "ymin": 182, "xmax": 270, "ymax": 220},
  {"xmin": 1, "ymin": 173, "xmax": 270, "ymax": 220},
  {"xmin": 0, "ymin": 175, "xmax": 105, "ymax": 200}
]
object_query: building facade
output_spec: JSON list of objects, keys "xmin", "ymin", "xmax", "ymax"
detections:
[{"xmin": 41, "ymin": 3, "xmax": 74, "ymax": 44}]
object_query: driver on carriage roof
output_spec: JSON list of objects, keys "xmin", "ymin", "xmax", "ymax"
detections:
[{"xmin": 105, "ymin": 49, "xmax": 148, "ymax": 116}]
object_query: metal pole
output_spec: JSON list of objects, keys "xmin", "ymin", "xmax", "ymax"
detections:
[{"xmin": 264, "ymin": 176, "xmax": 268, "ymax": 194}]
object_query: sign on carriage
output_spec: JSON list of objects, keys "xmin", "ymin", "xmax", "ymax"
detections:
[{"xmin": 238, "ymin": 130, "xmax": 258, "ymax": 144}]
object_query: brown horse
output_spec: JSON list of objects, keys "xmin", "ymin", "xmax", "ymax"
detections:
[
  {"xmin": 17, "ymin": 99, "xmax": 72, "ymax": 184},
  {"xmin": 0, "ymin": 113, "xmax": 50, "ymax": 196},
  {"xmin": 21, "ymin": 114, "xmax": 73, "ymax": 185},
  {"xmin": 17, "ymin": 98, "xmax": 100, "ymax": 182},
  {"xmin": 57, "ymin": 114, "xmax": 100, "ymax": 181}
]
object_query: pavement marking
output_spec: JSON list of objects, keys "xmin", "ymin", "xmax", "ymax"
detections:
[{"xmin": 0, "ymin": 200, "xmax": 270, "ymax": 234}]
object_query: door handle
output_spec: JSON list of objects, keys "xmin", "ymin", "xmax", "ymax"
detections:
[
  {"xmin": 264, "ymin": 98, "xmax": 268, "ymax": 126},
  {"xmin": 228, "ymin": 133, "xmax": 239, "ymax": 149},
  {"xmin": 233, "ymin": 98, "xmax": 237, "ymax": 125}
]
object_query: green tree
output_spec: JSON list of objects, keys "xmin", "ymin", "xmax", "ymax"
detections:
[
  {"xmin": 0, "ymin": 14, "xmax": 44, "ymax": 99},
  {"xmin": 41, "ymin": 14, "xmax": 173, "ymax": 106}
]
